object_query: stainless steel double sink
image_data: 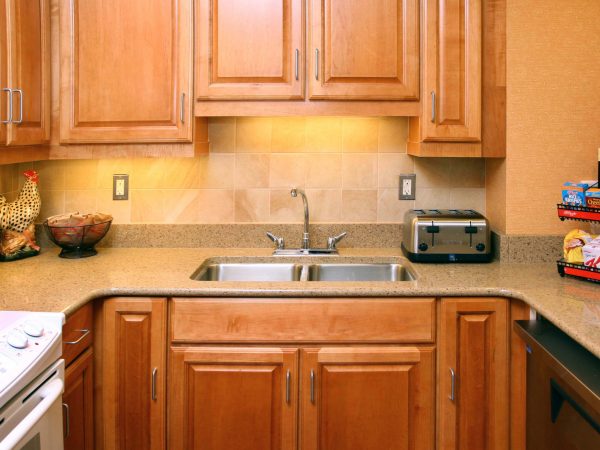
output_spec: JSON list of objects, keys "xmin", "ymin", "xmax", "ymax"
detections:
[{"xmin": 191, "ymin": 260, "xmax": 416, "ymax": 282}]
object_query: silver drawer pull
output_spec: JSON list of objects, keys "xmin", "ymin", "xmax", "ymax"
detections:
[
  {"xmin": 449, "ymin": 367, "xmax": 456, "ymax": 401},
  {"xmin": 430, "ymin": 91, "xmax": 436, "ymax": 124},
  {"xmin": 315, "ymin": 49, "xmax": 319, "ymax": 80},
  {"xmin": 180, "ymin": 92, "xmax": 185, "ymax": 124},
  {"xmin": 62, "ymin": 403, "xmax": 70, "ymax": 438},
  {"xmin": 295, "ymin": 49, "xmax": 300, "ymax": 81},
  {"xmin": 151, "ymin": 367, "xmax": 158, "ymax": 401},
  {"xmin": 12, "ymin": 89, "xmax": 23, "ymax": 124},
  {"xmin": 310, "ymin": 369, "xmax": 315, "ymax": 404},
  {"xmin": 286, "ymin": 369, "xmax": 291, "ymax": 404},
  {"xmin": 1, "ymin": 88, "xmax": 12, "ymax": 124},
  {"xmin": 64, "ymin": 329, "xmax": 90, "ymax": 345}
]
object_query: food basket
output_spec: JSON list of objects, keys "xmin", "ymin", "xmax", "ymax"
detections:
[{"xmin": 44, "ymin": 213, "xmax": 112, "ymax": 258}]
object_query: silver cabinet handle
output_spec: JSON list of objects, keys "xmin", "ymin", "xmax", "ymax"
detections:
[
  {"xmin": 62, "ymin": 403, "xmax": 70, "ymax": 438},
  {"xmin": 449, "ymin": 367, "xmax": 456, "ymax": 401},
  {"xmin": 151, "ymin": 367, "xmax": 158, "ymax": 401},
  {"xmin": 64, "ymin": 329, "xmax": 90, "ymax": 345},
  {"xmin": 315, "ymin": 49, "xmax": 319, "ymax": 80},
  {"xmin": 310, "ymin": 369, "xmax": 315, "ymax": 404},
  {"xmin": 2, "ymin": 88, "xmax": 12, "ymax": 124},
  {"xmin": 12, "ymin": 89, "xmax": 23, "ymax": 124},
  {"xmin": 286, "ymin": 369, "xmax": 291, "ymax": 404},
  {"xmin": 295, "ymin": 49, "xmax": 300, "ymax": 81},
  {"xmin": 430, "ymin": 91, "xmax": 436, "ymax": 124},
  {"xmin": 180, "ymin": 93, "xmax": 185, "ymax": 124}
]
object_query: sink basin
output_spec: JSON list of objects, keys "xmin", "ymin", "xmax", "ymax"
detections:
[
  {"xmin": 192, "ymin": 263, "xmax": 303, "ymax": 281},
  {"xmin": 307, "ymin": 263, "xmax": 415, "ymax": 282}
]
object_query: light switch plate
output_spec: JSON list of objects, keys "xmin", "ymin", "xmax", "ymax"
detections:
[
  {"xmin": 399, "ymin": 174, "xmax": 416, "ymax": 200},
  {"xmin": 113, "ymin": 174, "xmax": 129, "ymax": 200}
]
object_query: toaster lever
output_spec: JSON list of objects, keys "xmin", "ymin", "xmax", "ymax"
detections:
[
  {"xmin": 464, "ymin": 226, "xmax": 478, "ymax": 234},
  {"xmin": 426, "ymin": 225, "xmax": 440, "ymax": 233}
]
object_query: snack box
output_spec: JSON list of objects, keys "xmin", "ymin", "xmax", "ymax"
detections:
[
  {"xmin": 562, "ymin": 182, "xmax": 590, "ymax": 206},
  {"xmin": 582, "ymin": 239, "xmax": 600, "ymax": 268},
  {"xmin": 585, "ymin": 188, "xmax": 600, "ymax": 209}
]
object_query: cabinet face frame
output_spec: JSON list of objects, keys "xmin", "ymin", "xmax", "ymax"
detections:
[
  {"xmin": 196, "ymin": 0, "xmax": 304, "ymax": 100},
  {"xmin": 63, "ymin": 347, "xmax": 94, "ymax": 450},
  {"xmin": 59, "ymin": 0, "xmax": 193, "ymax": 143},
  {"xmin": 308, "ymin": 0, "xmax": 420, "ymax": 100},
  {"xmin": 168, "ymin": 346, "xmax": 299, "ymax": 450},
  {"xmin": 0, "ymin": 0, "xmax": 7, "ymax": 145},
  {"xmin": 422, "ymin": 0, "xmax": 481, "ymax": 141}
]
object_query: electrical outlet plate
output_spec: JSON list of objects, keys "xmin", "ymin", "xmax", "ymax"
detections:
[
  {"xmin": 113, "ymin": 174, "xmax": 129, "ymax": 200},
  {"xmin": 399, "ymin": 174, "xmax": 416, "ymax": 200}
]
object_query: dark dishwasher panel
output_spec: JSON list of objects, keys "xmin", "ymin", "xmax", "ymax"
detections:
[{"xmin": 514, "ymin": 320, "xmax": 600, "ymax": 450}]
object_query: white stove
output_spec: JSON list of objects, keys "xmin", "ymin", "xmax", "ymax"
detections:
[{"xmin": 0, "ymin": 312, "xmax": 65, "ymax": 450}]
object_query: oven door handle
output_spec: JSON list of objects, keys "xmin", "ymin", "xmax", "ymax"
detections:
[{"xmin": 0, "ymin": 378, "xmax": 64, "ymax": 450}]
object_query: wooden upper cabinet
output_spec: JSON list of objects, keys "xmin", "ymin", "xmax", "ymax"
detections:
[
  {"xmin": 169, "ymin": 346, "xmax": 298, "ymax": 450},
  {"xmin": 59, "ymin": 0, "xmax": 193, "ymax": 143},
  {"xmin": 438, "ymin": 298, "xmax": 509, "ymax": 450},
  {"xmin": 96, "ymin": 298, "xmax": 167, "ymax": 450},
  {"xmin": 196, "ymin": 0, "xmax": 304, "ymax": 100},
  {"xmin": 422, "ymin": 0, "xmax": 481, "ymax": 141},
  {"xmin": 0, "ymin": 0, "xmax": 50, "ymax": 146},
  {"xmin": 301, "ymin": 346, "xmax": 435, "ymax": 450},
  {"xmin": 308, "ymin": 0, "xmax": 419, "ymax": 100}
]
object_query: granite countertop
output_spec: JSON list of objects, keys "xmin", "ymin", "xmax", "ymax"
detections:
[{"xmin": 0, "ymin": 247, "xmax": 598, "ymax": 357}]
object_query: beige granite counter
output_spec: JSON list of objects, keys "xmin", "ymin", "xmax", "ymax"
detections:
[{"xmin": 0, "ymin": 247, "xmax": 598, "ymax": 357}]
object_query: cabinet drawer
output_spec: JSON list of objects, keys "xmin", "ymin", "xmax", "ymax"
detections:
[
  {"xmin": 63, "ymin": 303, "xmax": 93, "ymax": 367},
  {"xmin": 171, "ymin": 298, "xmax": 435, "ymax": 343}
]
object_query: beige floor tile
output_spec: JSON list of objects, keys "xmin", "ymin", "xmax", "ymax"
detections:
[
  {"xmin": 236, "ymin": 117, "xmax": 272, "ymax": 153},
  {"xmin": 341, "ymin": 190, "xmax": 377, "ymax": 222},
  {"xmin": 305, "ymin": 117, "xmax": 343, "ymax": 153},
  {"xmin": 198, "ymin": 154, "xmax": 235, "ymax": 189},
  {"xmin": 235, "ymin": 154, "xmax": 270, "ymax": 188},
  {"xmin": 197, "ymin": 190, "xmax": 235, "ymax": 223},
  {"xmin": 306, "ymin": 154, "xmax": 342, "ymax": 188},
  {"xmin": 234, "ymin": 189, "xmax": 270, "ymax": 222},
  {"xmin": 271, "ymin": 117, "xmax": 306, "ymax": 152},
  {"xmin": 270, "ymin": 154, "xmax": 306, "ymax": 188},
  {"xmin": 269, "ymin": 189, "xmax": 305, "ymax": 222},
  {"xmin": 306, "ymin": 189, "xmax": 342, "ymax": 222},
  {"xmin": 342, "ymin": 154, "xmax": 377, "ymax": 188},
  {"xmin": 342, "ymin": 118, "xmax": 379, "ymax": 153},
  {"xmin": 378, "ymin": 153, "xmax": 414, "ymax": 188},
  {"xmin": 377, "ymin": 189, "xmax": 414, "ymax": 222},
  {"xmin": 378, "ymin": 117, "xmax": 408, "ymax": 152},
  {"xmin": 208, "ymin": 117, "xmax": 236, "ymax": 153}
]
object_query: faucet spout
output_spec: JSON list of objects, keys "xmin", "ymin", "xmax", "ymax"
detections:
[{"xmin": 290, "ymin": 188, "xmax": 310, "ymax": 249}]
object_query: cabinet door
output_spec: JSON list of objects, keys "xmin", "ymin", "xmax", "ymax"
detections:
[
  {"xmin": 5, "ymin": 0, "xmax": 50, "ymax": 145},
  {"xmin": 308, "ymin": 0, "xmax": 419, "ymax": 100},
  {"xmin": 196, "ymin": 0, "xmax": 303, "ymax": 100},
  {"xmin": 438, "ymin": 298, "xmax": 509, "ymax": 450},
  {"xmin": 422, "ymin": 0, "xmax": 481, "ymax": 141},
  {"xmin": 301, "ymin": 346, "xmax": 435, "ymax": 450},
  {"xmin": 169, "ymin": 346, "xmax": 298, "ymax": 450},
  {"xmin": 63, "ymin": 347, "xmax": 94, "ymax": 450},
  {"xmin": 0, "ymin": 0, "xmax": 7, "ymax": 145},
  {"xmin": 59, "ymin": 0, "xmax": 192, "ymax": 143},
  {"xmin": 97, "ymin": 298, "xmax": 167, "ymax": 450}
]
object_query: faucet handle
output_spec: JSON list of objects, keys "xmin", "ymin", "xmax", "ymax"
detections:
[
  {"xmin": 327, "ymin": 231, "xmax": 347, "ymax": 250},
  {"xmin": 266, "ymin": 232, "xmax": 285, "ymax": 250}
]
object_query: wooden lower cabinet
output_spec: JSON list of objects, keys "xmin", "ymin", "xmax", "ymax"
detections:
[
  {"xmin": 301, "ymin": 346, "xmax": 435, "ymax": 450},
  {"xmin": 95, "ymin": 298, "xmax": 167, "ymax": 450},
  {"xmin": 168, "ymin": 346, "xmax": 298, "ymax": 450},
  {"xmin": 63, "ymin": 347, "xmax": 94, "ymax": 450},
  {"xmin": 438, "ymin": 297, "xmax": 509, "ymax": 450}
]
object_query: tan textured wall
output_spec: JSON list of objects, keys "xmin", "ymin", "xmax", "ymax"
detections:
[
  {"xmin": 499, "ymin": 0, "xmax": 600, "ymax": 235},
  {"xmin": 2, "ymin": 117, "xmax": 486, "ymax": 224}
]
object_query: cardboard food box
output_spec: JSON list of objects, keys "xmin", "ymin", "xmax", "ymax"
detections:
[{"xmin": 585, "ymin": 188, "xmax": 600, "ymax": 209}]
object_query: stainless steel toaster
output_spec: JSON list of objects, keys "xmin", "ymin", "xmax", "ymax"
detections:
[{"xmin": 401, "ymin": 209, "xmax": 492, "ymax": 262}]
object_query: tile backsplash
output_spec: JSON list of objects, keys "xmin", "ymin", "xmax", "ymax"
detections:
[{"xmin": 3, "ymin": 117, "xmax": 485, "ymax": 224}]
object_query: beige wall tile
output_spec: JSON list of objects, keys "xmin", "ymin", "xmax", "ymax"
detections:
[
  {"xmin": 131, "ymin": 190, "xmax": 165, "ymax": 223},
  {"xmin": 63, "ymin": 160, "xmax": 99, "ymax": 189},
  {"xmin": 236, "ymin": 117, "xmax": 272, "ymax": 153},
  {"xmin": 162, "ymin": 190, "xmax": 199, "ymax": 223},
  {"xmin": 96, "ymin": 159, "xmax": 133, "ymax": 189},
  {"xmin": 305, "ymin": 117, "xmax": 342, "ymax": 153},
  {"xmin": 449, "ymin": 188, "xmax": 486, "ymax": 213},
  {"xmin": 36, "ymin": 161, "xmax": 65, "ymax": 190},
  {"xmin": 341, "ymin": 190, "xmax": 377, "ymax": 222},
  {"xmin": 96, "ymin": 189, "xmax": 131, "ymax": 224},
  {"xmin": 414, "ymin": 158, "xmax": 451, "ymax": 188},
  {"xmin": 448, "ymin": 158, "xmax": 486, "ymax": 188},
  {"xmin": 378, "ymin": 117, "xmax": 408, "ymax": 152},
  {"xmin": 415, "ymin": 187, "xmax": 453, "ymax": 209},
  {"xmin": 377, "ymin": 189, "xmax": 413, "ymax": 222},
  {"xmin": 208, "ymin": 117, "xmax": 236, "ymax": 153},
  {"xmin": 37, "ymin": 190, "xmax": 65, "ymax": 221},
  {"xmin": 269, "ymin": 189, "xmax": 304, "ymax": 222},
  {"xmin": 131, "ymin": 159, "xmax": 166, "ymax": 189},
  {"xmin": 0, "ymin": 165, "xmax": 13, "ymax": 194},
  {"xmin": 65, "ymin": 190, "xmax": 97, "ymax": 213},
  {"xmin": 271, "ymin": 117, "xmax": 306, "ymax": 152},
  {"xmin": 342, "ymin": 154, "xmax": 377, "ymax": 189},
  {"xmin": 270, "ymin": 154, "xmax": 306, "ymax": 188},
  {"xmin": 378, "ymin": 153, "xmax": 414, "ymax": 188},
  {"xmin": 306, "ymin": 154, "xmax": 342, "ymax": 188},
  {"xmin": 235, "ymin": 154, "xmax": 270, "ymax": 188},
  {"xmin": 198, "ymin": 154, "xmax": 235, "ymax": 189},
  {"xmin": 234, "ymin": 189, "xmax": 270, "ymax": 222},
  {"xmin": 306, "ymin": 189, "xmax": 342, "ymax": 222},
  {"xmin": 342, "ymin": 118, "xmax": 379, "ymax": 153},
  {"xmin": 197, "ymin": 189, "xmax": 234, "ymax": 223},
  {"xmin": 161, "ymin": 158, "xmax": 201, "ymax": 189}
]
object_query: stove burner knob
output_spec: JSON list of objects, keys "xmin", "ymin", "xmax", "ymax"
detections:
[
  {"xmin": 418, "ymin": 242, "xmax": 429, "ymax": 251},
  {"xmin": 7, "ymin": 332, "xmax": 28, "ymax": 349},
  {"xmin": 23, "ymin": 321, "xmax": 44, "ymax": 337},
  {"xmin": 476, "ymin": 243, "xmax": 486, "ymax": 252}
]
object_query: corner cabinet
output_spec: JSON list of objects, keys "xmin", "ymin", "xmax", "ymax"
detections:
[
  {"xmin": 59, "ymin": 0, "xmax": 193, "ymax": 143},
  {"xmin": 0, "ymin": 0, "xmax": 51, "ymax": 146}
]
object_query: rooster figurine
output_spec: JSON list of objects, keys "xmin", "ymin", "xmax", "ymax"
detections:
[{"xmin": 0, "ymin": 170, "xmax": 42, "ymax": 261}]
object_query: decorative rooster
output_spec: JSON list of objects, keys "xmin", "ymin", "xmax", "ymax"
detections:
[{"xmin": 0, "ymin": 170, "xmax": 42, "ymax": 261}]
